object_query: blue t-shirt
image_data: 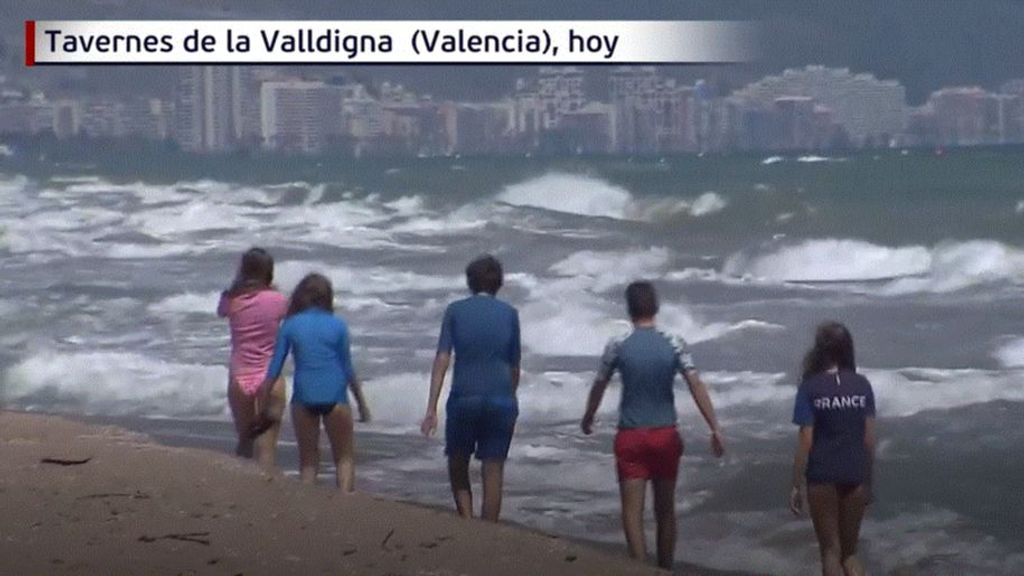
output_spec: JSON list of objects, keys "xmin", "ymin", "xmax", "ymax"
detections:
[
  {"xmin": 793, "ymin": 370, "xmax": 876, "ymax": 485},
  {"xmin": 437, "ymin": 294, "xmax": 521, "ymax": 399},
  {"xmin": 597, "ymin": 327, "xmax": 696, "ymax": 429},
  {"xmin": 266, "ymin": 309, "xmax": 355, "ymax": 406}
]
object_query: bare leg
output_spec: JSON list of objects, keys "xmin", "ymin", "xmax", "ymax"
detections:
[
  {"xmin": 254, "ymin": 377, "xmax": 286, "ymax": 470},
  {"xmin": 323, "ymin": 404, "xmax": 356, "ymax": 493},
  {"xmin": 837, "ymin": 484, "xmax": 868, "ymax": 576},
  {"xmin": 447, "ymin": 454, "xmax": 473, "ymax": 518},
  {"xmin": 291, "ymin": 404, "xmax": 321, "ymax": 485},
  {"xmin": 227, "ymin": 379, "xmax": 255, "ymax": 459},
  {"xmin": 481, "ymin": 460, "xmax": 505, "ymax": 522},
  {"xmin": 807, "ymin": 483, "xmax": 844, "ymax": 576},
  {"xmin": 619, "ymin": 478, "xmax": 648, "ymax": 562},
  {"xmin": 652, "ymin": 478, "xmax": 678, "ymax": 569}
]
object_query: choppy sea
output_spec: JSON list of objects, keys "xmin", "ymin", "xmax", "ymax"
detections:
[{"xmin": 2, "ymin": 149, "xmax": 1023, "ymax": 574}]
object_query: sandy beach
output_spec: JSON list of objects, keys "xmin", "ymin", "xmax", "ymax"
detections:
[{"xmin": 0, "ymin": 411, "xmax": 739, "ymax": 576}]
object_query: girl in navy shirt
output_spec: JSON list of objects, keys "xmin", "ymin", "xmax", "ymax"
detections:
[{"xmin": 790, "ymin": 322, "xmax": 876, "ymax": 576}]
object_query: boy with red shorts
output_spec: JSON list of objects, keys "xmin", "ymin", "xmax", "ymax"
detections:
[{"xmin": 581, "ymin": 281, "xmax": 725, "ymax": 569}]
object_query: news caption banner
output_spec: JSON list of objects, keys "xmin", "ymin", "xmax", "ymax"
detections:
[{"xmin": 25, "ymin": 21, "xmax": 757, "ymax": 65}]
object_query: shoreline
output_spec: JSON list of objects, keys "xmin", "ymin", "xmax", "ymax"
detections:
[{"xmin": 0, "ymin": 410, "xmax": 746, "ymax": 576}]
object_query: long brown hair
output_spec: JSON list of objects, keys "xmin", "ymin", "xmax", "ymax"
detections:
[
  {"xmin": 287, "ymin": 273, "xmax": 334, "ymax": 317},
  {"xmin": 226, "ymin": 247, "xmax": 275, "ymax": 297},
  {"xmin": 801, "ymin": 321, "xmax": 856, "ymax": 381}
]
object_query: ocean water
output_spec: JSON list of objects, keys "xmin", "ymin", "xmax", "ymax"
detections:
[{"xmin": 2, "ymin": 149, "xmax": 1023, "ymax": 575}]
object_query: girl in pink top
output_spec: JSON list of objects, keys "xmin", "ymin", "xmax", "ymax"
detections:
[{"xmin": 217, "ymin": 247, "xmax": 288, "ymax": 467}]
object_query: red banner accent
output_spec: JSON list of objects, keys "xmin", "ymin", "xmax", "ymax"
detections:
[{"xmin": 25, "ymin": 20, "xmax": 35, "ymax": 66}]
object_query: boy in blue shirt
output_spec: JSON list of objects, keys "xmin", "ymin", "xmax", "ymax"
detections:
[{"xmin": 421, "ymin": 255, "xmax": 521, "ymax": 522}]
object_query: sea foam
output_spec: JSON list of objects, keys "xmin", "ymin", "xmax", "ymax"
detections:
[
  {"xmin": 723, "ymin": 238, "xmax": 1024, "ymax": 295},
  {"xmin": 496, "ymin": 172, "xmax": 726, "ymax": 221}
]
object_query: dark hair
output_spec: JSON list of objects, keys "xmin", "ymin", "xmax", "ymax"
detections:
[
  {"xmin": 466, "ymin": 254, "xmax": 503, "ymax": 295},
  {"xmin": 625, "ymin": 281, "xmax": 659, "ymax": 320},
  {"xmin": 801, "ymin": 321, "xmax": 856, "ymax": 381},
  {"xmin": 227, "ymin": 247, "xmax": 274, "ymax": 297},
  {"xmin": 287, "ymin": 273, "xmax": 334, "ymax": 317}
]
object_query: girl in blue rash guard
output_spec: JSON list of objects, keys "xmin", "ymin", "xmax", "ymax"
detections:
[
  {"xmin": 789, "ymin": 322, "xmax": 877, "ymax": 576},
  {"xmin": 255, "ymin": 273, "xmax": 371, "ymax": 492}
]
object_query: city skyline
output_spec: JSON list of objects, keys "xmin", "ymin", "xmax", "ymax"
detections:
[{"xmin": 3, "ymin": 63, "xmax": 1024, "ymax": 157}]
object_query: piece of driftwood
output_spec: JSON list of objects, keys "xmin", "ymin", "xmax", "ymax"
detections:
[
  {"xmin": 40, "ymin": 457, "xmax": 92, "ymax": 466},
  {"xmin": 138, "ymin": 532, "xmax": 211, "ymax": 546}
]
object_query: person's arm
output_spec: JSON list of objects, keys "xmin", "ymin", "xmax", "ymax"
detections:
[
  {"xmin": 422, "ymin": 306, "xmax": 454, "ymax": 436},
  {"xmin": 510, "ymin": 309, "xmax": 522, "ymax": 395},
  {"xmin": 257, "ymin": 321, "xmax": 290, "ymax": 409},
  {"xmin": 216, "ymin": 291, "xmax": 231, "ymax": 318},
  {"xmin": 790, "ymin": 425, "xmax": 814, "ymax": 516},
  {"xmin": 581, "ymin": 338, "xmax": 618, "ymax": 435},
  {"xmin": 864, "ymin": 416, "xmax": 876, "ymax": 505},
  {"xmin": 682, "ymin": 370, "xmax": 725, "ymax": 457},
  {"xmin": 672, "ymin": 336, "xmax": 724, "ymax": 456},
  {"xmin": 580, "ymin": 377, "xmax": 609, "ymax": 435},
  {"xmin": 338, "ymin": 325, "xmax": 371, "ymax": 423},
  {"xmin": 421, "ymin": 351, "xmax": 450, "ymax": 436},
  {"xmin": 349, "ymin": 377, "xmax": 371, "ymax": 423},
  {"xmin": 789, "ymin": 383, "xmax": 814, "ymax": 515}
]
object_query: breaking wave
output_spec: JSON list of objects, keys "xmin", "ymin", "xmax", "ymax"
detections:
[
  {"xmin": 496, "ymin": 172, "xmax": 727, "ymax": 221},
  {"xmin": 723, "ymin": 239, "xmax": 1024, "ymax": 295}
]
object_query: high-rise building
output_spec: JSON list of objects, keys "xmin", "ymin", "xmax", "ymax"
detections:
[
  {"xmin": 988, "ymin": 93, "xmax": 1023, "ymax": 144},
  {"xmin": 511, "ymin": 79, "xmax": 543, "ymax": 151},
  {"xmin": 0, "ymin": 92, "xmax": 53, "ymax": 135},
  {"xmin": 452, "ymin": 102, "xmax": 514, "ymax": 154},
  {"xmin": 381, "ymin": 99, "xmax": 447, "ymax": 157},
  {"xmin": 174, "ymin": 66, "xmax": 256, "ymax": 152},
  {"xmin": 928, "ymin": 86, "xmax": 990, "ymax": 146},
  {"xmin": 260, "ymin": 80, "xmax": 343, "ymax": 154},
  {"xmin": 655, "ymin": 82, "xmax": 697, "ymax": 153},
  {"xmin": 608, "ymin": 68, "xmax": 709, "ymax": 154},
  {"xmin": 231, "ymin": 67, "xmax": 262, "ymax": 146},
  {"xmin": 537, "ymin": 66, "xmax": 585, "ymax": 130},
  {"xmin": 52, "ymin": 100, "xmax": 81, "ymax": 139},
  {"xmin": 732, "ymin": 66, "xmax": 906, "ymax": 147},
  {"xmin": 559, "ymin": 102, "xmax": 615, "ymax": 154},
  {"xmin": 774, "ymin": 96, "xmax": 816, "ymax": 150},
  {"xmin": 609, "ymin": 66, "xmax": 661, "ymax": 154},
  {"xmin": 1001, "ymin": 79, "xmax": 1024, "ymax": 97},
  {"xmin": 123, "ymin": 98, "xmax": 170, "ymax": 140},
  {"xmin": 339, "ymin": 83, "xmax": 384, "ymax": 156}
]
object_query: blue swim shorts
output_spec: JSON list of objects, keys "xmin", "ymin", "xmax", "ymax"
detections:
[{"xmin": 445, "ymin": 395, "xmax": 518, "ymax": 461}]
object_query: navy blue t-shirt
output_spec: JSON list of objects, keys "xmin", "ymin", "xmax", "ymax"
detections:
[
  {"xmin": 793, "ymin": 370, "xmax": 876, "ymax": 485},
  {"xmin": 437, "ymin": 294, "xmax": 521, "ymax": 399}
]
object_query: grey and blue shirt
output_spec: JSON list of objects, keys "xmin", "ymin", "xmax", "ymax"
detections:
[{"xmin": 597, "ymin": 327, "xmax": 696, "ymax": 429}]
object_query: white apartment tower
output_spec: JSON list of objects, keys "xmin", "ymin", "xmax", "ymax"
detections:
[
  {"xmin": 260, "ymin": 81, "xmax": 342, "ymax": 154},
  {"xmin": 175, "ymin": 66, "xmax": 257, "ymax": 152},
  {"xmin": 733, "ymin": 66, "xmax": 906, "ymax": 146}
]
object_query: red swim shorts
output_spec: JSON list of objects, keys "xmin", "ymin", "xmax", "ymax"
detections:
[{"xmin": 614, "ymin": 426, "xmax": 683, "ymax": 481}]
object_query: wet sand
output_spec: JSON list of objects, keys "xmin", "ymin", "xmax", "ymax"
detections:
[{"xmin": 0, "ymin": 411, "xmax": 734, "ymax": 575}]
